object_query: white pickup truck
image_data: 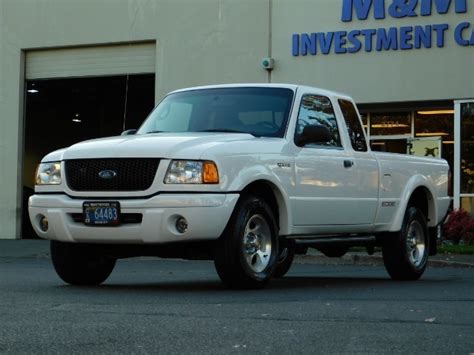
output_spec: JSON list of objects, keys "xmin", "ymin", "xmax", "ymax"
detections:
[{"xmin": 29, "ymin": 84, "xmax": 451, "ymax": 289}]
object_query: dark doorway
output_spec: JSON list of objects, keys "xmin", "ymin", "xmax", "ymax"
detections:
[{"xmin": 22, "ymin": 74, "xmax": 155, "ymax": 238}]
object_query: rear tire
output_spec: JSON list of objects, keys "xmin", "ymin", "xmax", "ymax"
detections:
[
  {"xmin": 382, "ymin": 206, "xmax": 429, "ymax": 281},
  {"xmin": 50, "ymin": 241, "xmax": 116, "ymax": 285},
  {"xmin": 214, "ymin": 194, "xmax": 279, "ymax": 289}
]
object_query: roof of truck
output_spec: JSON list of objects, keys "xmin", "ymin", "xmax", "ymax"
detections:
[{"xmin": 169, "ymin": 83, "xmax": 353, "ymax": 101}]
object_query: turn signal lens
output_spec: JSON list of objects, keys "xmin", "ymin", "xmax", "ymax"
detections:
[{"xmin": 203, "ymin": 161, "xmax": 219, "ymax": 184}]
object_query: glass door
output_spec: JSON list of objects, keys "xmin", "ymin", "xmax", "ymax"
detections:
[{"xmin": 454, "ymin": 100, "xmax": 474, "ymax": 214}]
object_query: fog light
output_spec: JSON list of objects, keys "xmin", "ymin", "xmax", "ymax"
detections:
[
  {"xmin": 39, "ymin": 216, "xmax": 49, "ymax": 232},
  {"xmin": 176, "ymin": 217, "xmax": 188, "ymax": 234}
]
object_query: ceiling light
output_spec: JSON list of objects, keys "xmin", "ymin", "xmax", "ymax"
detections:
[
  {"xmin": 415, "ymin": 132, "xmax": 449, "ymax": 136},
  {"xmin": 27, "ymin": 89, "xmax": 39, "ymax": 94},
  {"xmin": 72, "ymin": 118, "xmax": 82, "ymax": 123},
  {"xmin": 417, "ymin": 110, "xmax": 454, "ymax": 115},
  {"xmin": 371, "ymin": 124, "xmax": 409, "ymax": 128}
]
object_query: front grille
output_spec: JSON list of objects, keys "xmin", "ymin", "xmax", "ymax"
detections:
[{"xmin": 65, "ymin": 158, "xmax": 160, "ymax": 191}]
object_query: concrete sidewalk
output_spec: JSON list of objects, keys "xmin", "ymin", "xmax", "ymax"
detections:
[{"xmin": 1, "ymin": 239, "xmax": 473, "ymax": 268}]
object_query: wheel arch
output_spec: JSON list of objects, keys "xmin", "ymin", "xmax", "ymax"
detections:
[
  {"xmin": 389, "ymin": 175, "xmax": 438, "ymax": 232},
  {"xmin": 240, "ymin": 180, "xmax": 291, "ymax": 235}
]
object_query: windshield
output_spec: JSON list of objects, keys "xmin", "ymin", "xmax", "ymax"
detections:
[{"xmin": 137, "ymin": 87, "xmax": 294, "ymax": 137}]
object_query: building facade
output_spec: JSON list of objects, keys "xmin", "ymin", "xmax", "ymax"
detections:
[{"xmin": 0, "ymin": 0, "xmax": 473, "ymax": 239}]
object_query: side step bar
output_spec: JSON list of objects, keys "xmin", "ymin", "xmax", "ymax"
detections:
[{"xmin": 290, "ymin": 235, "xmax": 377, "ymax": 249}]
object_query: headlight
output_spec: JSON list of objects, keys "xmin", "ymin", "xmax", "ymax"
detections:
[
  {"xmin": 35, "ymin": 162, "xmax": 62, "ymax": 185},
  {"xmin": 164, "ymin": 160, "xmax": 219, "ymax": 184}
]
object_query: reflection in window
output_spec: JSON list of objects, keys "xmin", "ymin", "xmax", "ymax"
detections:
[
  {"xmin": 370, "ymin": 112, "xmax": 411, "ymax": 136},
  {"xmin": 139, "ymin": 88, "xmax": 293, "ymax": 138},
  {"xmin": 295, "ymin": 95, "xmax": 341, "ymax": 147},
  {"xmin": 461, "ymin": 103, "xmax": 474, "ymax": 194},
  {"xmin": 153, "ymin": 102, "xmax": 193, "ymax": 132},
  {"xmin": 339, "ymin": 99, "xmax": 367, "ymax": 152},
  {"xmin": 239, "ymin": 111, "xmax": 284, "ymax": 128}
]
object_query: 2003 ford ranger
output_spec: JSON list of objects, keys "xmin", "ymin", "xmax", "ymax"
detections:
[{"xmin": 29, "ymin": 84, "xmax": 451, "ymax": 289}]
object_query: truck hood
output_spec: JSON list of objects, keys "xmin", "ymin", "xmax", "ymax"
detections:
[{"xmin": 48, "ymin": 132, "xmax": 258, "ymax": 161}]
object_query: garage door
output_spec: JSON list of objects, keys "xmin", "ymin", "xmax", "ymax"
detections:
[{"xmin": 25, "ymin": 42, "xmax": 155, "ymax": 80}]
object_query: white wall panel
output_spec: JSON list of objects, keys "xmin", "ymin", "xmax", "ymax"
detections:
[{"xmin": 26, "ymin": 43, "xmax": 155, "ymax": 79}]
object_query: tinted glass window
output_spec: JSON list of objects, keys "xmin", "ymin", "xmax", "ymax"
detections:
[
  {"xmin": 370, "ymin": 112, "xmax": 411, "ymax": 136},
  {"xmin": 295, "ymin": 95, "xmax": 341, "ymax": 148},
  {"xmin": 339, "ymin": 99, "xmax": 368, "ymax": 152},
  {"xmin": 138, "ymin": 87, "xmax": 294, "ymax": 138}
]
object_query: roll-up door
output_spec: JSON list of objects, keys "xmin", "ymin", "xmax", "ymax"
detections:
[{"xmin": 25, "ymin": 43, "xmax": 155, "ymax": 80}]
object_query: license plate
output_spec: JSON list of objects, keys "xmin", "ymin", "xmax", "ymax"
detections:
[{"xmin": 83, "ymin": 201, "xmax": 120, "ymax": 226}]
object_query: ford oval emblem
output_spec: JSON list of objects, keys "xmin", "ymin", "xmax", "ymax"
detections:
[{"xmin": 98, "ymin": 170, "xmax": 117, "ymax": 179}]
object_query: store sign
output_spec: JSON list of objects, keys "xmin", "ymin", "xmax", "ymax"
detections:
[{"xmin": 292, "ymin": 0, "xmax": 474, "ymax": 56}]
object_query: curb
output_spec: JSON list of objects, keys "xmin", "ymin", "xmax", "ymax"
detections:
[
  {"xmin": 294, "ymin": 254, "xmax": 474, "ymax": 268},
  {"xmin": 2, "ymin": 254, "xmax": 474, "ymax": 268}
]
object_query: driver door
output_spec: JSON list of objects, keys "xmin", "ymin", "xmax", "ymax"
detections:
[{"xmin": 291, "ymin": 94, "xmax": 377, "ymax": 227}]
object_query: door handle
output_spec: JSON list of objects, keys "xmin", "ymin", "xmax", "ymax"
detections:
[{"xmin": 344, "ymin": 160, "xmax": 354, "ymax": 168}]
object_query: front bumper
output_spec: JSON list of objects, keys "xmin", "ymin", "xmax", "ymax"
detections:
[{"xmin": 29, "ymin": 193, "xmax": 240, "ymax": 244}]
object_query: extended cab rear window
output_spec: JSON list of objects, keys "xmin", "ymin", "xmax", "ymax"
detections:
[{"xmin": 338, "ymin": 99, "xmax": 368, "ymax": 152}]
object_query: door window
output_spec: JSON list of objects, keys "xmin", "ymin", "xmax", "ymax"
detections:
[{"xmin": 295, "ymin": 95, "xmax": 341, "ymax": 148}]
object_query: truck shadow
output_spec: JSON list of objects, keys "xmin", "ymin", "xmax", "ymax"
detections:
[{"xmin": 87, "ymin": 275, "xmax": 450, "ymax": 294}]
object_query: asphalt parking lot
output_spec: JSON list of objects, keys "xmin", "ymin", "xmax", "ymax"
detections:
[{"xmin": 0, "ymin": 248, "xmax": 473, "ymax": 354}]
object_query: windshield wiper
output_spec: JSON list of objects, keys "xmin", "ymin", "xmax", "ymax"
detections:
[
  {"xmin": 145, "ymin": 130, "xmax": 166, "ymax": 134},
  {"xmin": 199, "ymin": 129, "xmax": 258, "ymax": 137}
]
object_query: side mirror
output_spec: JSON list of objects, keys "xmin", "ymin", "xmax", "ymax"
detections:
[
  {"xmin": 296, "ymin": 125, "xmax": 332, "ymax": 147},
  {"xmin": 121, "ymin": 129, "xmax": 137, "ymax": 136}
]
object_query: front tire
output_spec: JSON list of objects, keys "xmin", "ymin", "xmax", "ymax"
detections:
[
  {"xmin": 214, "ymin": 194, "xmax": 279, "ymax": 289},
  {"xmin": 50, "ymin": 241, "xmax": 116, "ymax": 285},
  {"xmin": 273, "ymin": 239, "xmax": 295, "ymax": 278},
  {"xmin": 382, "ymin": 207, "xmax": 429, "ymax": 280}
]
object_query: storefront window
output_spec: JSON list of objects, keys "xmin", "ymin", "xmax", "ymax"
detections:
[
  {"xmin": 360, "ymin": 113, "xmax": 368, "ymax": 134},
  {"xmin": 415, "ymin": 111, "xmax": 454, "ymax": 141},
  {"xmin": 415, "ymin": 110, "xmax": 454, "ymax": 194},
  {"xmin": 370, "ymin": 139, "xmax": 407, "ymax": 154},
  {"xmin": 370, "ymin": 112, "xmax": 411, "ymax": 136},
  {"xmin": 461, "ymin": 197, "xmax": 474, "ymax": 215},
  {"xmin": 461, "ymin": 103, "xmax": 474, "ymax": 194}
]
